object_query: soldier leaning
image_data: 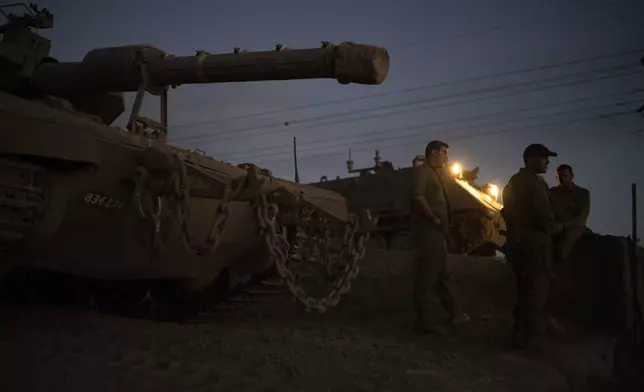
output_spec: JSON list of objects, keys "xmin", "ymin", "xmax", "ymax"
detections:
[
  {"xmin": 550, "ymin": 164, "xmax": 591, "ymax": 264},
  {"xmin": 501, "ymin": 144, "xmax": 563, "ymax": 349},
  {"xmin": 410, "ymin": 140, "xmax": 470, "ymax": 334}
]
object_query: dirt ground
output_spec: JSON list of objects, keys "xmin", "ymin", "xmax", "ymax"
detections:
[{"xmin": 0, "ymin": 249, "xmax": 620, "ymax": 392}]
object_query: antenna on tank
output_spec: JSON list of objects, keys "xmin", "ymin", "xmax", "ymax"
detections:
[{"xmin": 346, "ymin": 148, "xmax": 354, "ymax": 173}]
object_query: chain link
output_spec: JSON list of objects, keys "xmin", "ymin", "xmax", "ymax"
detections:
[
  {"xmin": 133, "ymin": 166, "xmax": 166, "ymax": 252},
  {"xmin": 256, "ymin": 193, "xmax": 369, "ymax": 313},
  {"xmin": 174, "ymin": 157, "xmax": 244, "ymax": 257},
  {"xmin": 132, "ymin": 154, "xmax": 243, "ymax": 256}
]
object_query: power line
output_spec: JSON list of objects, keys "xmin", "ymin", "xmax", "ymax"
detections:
[
  {"xmin": 168, "ymin": 47, "xmax": 644, "ymax": 137},
  {"xmin": 178, "ymin": 66, "xmax": 642, "ymax": 145},
  {"xmin": 230, "ymin": 100, "xmax": 642, "ymax": 163},
  {"xmin": 173, "ymin": 64, "xmax": 639, "ymax": 144},
  {"xmin": 220, "ymin": 89, "xmax": 644, "ymax": 160},
  {"xmin": 166, "ymin": 6, "xmax": 640, "ymax": 131},
  {"xmin": 254, "ymin": 110, "xmax": 635, "ymax": 167}
]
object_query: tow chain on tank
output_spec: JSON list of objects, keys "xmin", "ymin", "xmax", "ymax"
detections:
[
  {"xmin": 174, "ymin": 158, "xmax": 244, "ymax": 257},
  {"xmin": 133, "ymin": 166, "xmax": 168, "ymax": 252},
  {"xmin": 133, "ymin": 155, "xmax": 243, "ymax": 256},
  {"xmin": 296, "ymin": 221, "xmax": 349, "ymax": 279},
  {"xmin": 307, "ymin": 226, "xmax": 336, "ymax": 278},
  {"xmin": 255, "ymin": 193, "xmax": 369, "ymax": 313},
  {"xmin": 0, "ymin": 158, "xmax": 47, "ymax": 264}
]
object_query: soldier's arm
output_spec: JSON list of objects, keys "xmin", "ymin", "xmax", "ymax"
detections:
[
  {"xmin": 580, "ymin": 189, "xmax": 590, "ymax": 224},
  {"xmin": 500, "ymin": 181, "xmax": 513, "ymax": 222},
  {"xmin": 532, "ymin": 179, "xmax": 563, "ymax": 234},
  {"xmin": 564, "ymin": 189, "xmax": 590, "ymax": 229},
  {"xmin": 411, "ymin": 167, "xmax": 438, "ymax": 222}
]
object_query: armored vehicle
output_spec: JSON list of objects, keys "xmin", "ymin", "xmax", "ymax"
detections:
[
  {"xmin": 0, "ymin": 3, "xmax": 390, "ymax": 318},
  {"xmin": 312, "ymin": 150, "xmax": 506, "ymax": 256}
]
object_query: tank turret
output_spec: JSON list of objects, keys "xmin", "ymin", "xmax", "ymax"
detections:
[{"xmin": 0, "ymin": 3, "xmax": 53, "ymax": 78}]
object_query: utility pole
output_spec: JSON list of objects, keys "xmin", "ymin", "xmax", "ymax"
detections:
[
  {"xmin": 293, "ymin": 136, "xmax": 300, "ymax": 184},
  {"xmin": 632, "ymin": 183, "xmax": 638, "ymax": 248},
  {"xmin": 639, "ymin": 56, "xmax": 644, "ymax": 117},
  {"xmin": 630, "ymin": 183, "xmax": 643, "ymax": 346}
]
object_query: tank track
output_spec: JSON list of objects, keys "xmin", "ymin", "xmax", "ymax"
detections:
[
  {"xmin": 0, "ymin": 266, "xmax": 288, "ymax": 322},
  {"xmin": 0, "ymin": 158, "xmax": 47, "ymax": 270}
]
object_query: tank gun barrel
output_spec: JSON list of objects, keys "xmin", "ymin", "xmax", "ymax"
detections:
[{"xmin": 31, "ymin": 42, "xmax": 389, "ymax": 96}]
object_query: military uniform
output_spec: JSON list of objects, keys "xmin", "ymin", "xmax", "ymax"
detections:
[
  {"xmin": 502, "ymin": 166, "xmax": 561, "ymax": 347},
  {"xmin": 410, "ymin": 162, "xmax": 456, "ymax": 328},
  {"xmin": 550, "ymin": 184, "xmax": 590, "ymax": 263}
]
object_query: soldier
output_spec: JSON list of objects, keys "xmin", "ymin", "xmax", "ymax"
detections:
[
  {"xmin": 501, "ymin": 143, "xmax": 563, "ymax": 349},
  {"xmin": 550, "ymin": 164, "xmax": 591, "ymax": 264},
  {"xmin": 410, "ymin": 140, "xmax": 470, "ymax": 334}
]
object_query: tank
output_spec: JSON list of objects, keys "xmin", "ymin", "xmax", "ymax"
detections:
[
  {"xmin": 0, "ymin": 4, "xmax": 390, "ymax": 318},
  {"xmin": 312, "ymin": 150, "xmax": 506, "ymax": 256}
]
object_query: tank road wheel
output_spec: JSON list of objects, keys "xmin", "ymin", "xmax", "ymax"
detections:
[
  {"xmin": 255, "ymin": 195, "xmax": 372, "ymax": 314},
  {"xmin": 88, "ymin": 270, "xmax": 232, "ymax": 322},
  {"xmin": 89, "ymin": 280, "xmax": 157, "ymax": 319}
]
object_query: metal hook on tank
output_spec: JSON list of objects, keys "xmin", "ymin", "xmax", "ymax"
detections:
[{"xmin": 266, "ymin": 202, "xmax": 279, "ymax": 222}]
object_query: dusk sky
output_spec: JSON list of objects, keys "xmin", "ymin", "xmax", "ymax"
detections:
[{"xmin": 32, "ymin": 0, "xmax": 644, "ymax": 236}]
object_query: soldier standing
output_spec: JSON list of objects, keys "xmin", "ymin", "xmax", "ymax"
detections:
[
  {"xmin": 410, "ymin": 140, "xmax": 470, "ymax": 334},
  {"xmin": 550, "ymin": 164, "xmax": 591, "ymax": 264},
  {"xmin": 501, "ymin": 143, "xmax": 563, "ymax": 349}
]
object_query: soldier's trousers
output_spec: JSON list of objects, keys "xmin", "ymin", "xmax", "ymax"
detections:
[
  {"xmin": 412, "ymin": 226, "xmax": 456, "ymax": 322},
  {"xmin": 507, "ymin": 239, "xmax": 552, "ymax": 335}
]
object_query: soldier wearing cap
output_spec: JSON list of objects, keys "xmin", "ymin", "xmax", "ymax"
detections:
[
  {"xmin": 550, "ymin": 164, "xmax": 591, "ymax": 264},
  {"xmin": 501, "ymin": 143, "xmax": 563, "ymax": 349},
  {"xmin": 410, "ymin": 140, "xmax": 470, "ymax": 334}
]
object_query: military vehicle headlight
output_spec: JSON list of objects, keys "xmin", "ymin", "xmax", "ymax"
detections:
[
  {"xmin": 487, "ymin": 184, "xmax": 499, "ymax": 199},
  {"xmin": 450, "ymin": 163, "xmax": 462, "ymax": 178}
]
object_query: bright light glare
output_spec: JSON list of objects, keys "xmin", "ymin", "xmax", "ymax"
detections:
[
  {"xmin": 488, "ymin": 184, "xmax": 500, "ymax": 198},
  {"xmin": 450, "ymin": 163, "xmax": 462, "ymax": 177}
]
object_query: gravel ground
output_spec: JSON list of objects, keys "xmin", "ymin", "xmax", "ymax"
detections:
[{"xmin": 0, "ymin": 249, "xmax": 618, "ymax": 392}]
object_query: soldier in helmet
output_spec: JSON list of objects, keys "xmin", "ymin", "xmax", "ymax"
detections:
[
  {"xmin": 550, "ymin": 164, "xmax": 591, "ymax": 264},
  {"xmin": 410, "ymin": 140, "xmax": 470, "ymax": 334},
  {"xmin": 501, "ymin": 143, "xmax": 563, "ymax": 349}
]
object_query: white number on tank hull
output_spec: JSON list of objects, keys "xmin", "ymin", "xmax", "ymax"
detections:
[{"xmin": 84, "ymin": 192, "xmax": 126, "ymax": 210}]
